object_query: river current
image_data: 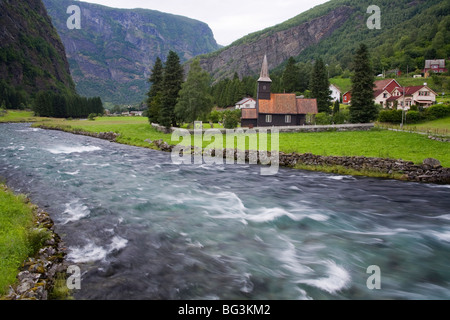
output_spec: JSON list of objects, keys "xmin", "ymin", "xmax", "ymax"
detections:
[{"xmin": 1, "ymin": 123, "xmax": 449, "ymax": 300}]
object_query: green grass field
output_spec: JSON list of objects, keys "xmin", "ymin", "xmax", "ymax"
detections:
[
  {"xmin": 378, "ymin": 117, "xmax": 450, "ymax": 137},
  {"xmin": 0, "ymin": 185, "xmax": 35, "ymax": 296},
  {"xmin": 2, "ymin": 111, "xmax": 449, "ymax": 167},
  {"xmin": 0, "ymin": 110, "xmax": 51, "ymax": 123}
]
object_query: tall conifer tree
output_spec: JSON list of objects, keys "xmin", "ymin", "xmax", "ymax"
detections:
[
  {"xmin": 146, "ymin": 57, "xmax": 164, "ymax": 124},
  {"xmin": 160, "ymin": 51, "xmax": 183, "ymax": 128},
  {"xmin": 310, "ymin": 58, "xmax": 331, "ymax": 113},
  {"xmin": 175, "ymin": 59, "xmax": 213, "ymax": 124},
  {"xmin": 282, "ymin": 57, "xmax": 300, "ymax": 93},
  {"xmin": 349, "ymin": 44, "xmax": 378, "ymax": 123}
]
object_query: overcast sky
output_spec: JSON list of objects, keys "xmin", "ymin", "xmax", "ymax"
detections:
[{"xmin": 78, "ymin": 0, "xmax": 330, "ymax": 46}]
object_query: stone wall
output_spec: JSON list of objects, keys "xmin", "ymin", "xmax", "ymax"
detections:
[
  {"xmin": 151, "ymin": 123, "xmax": 375, "ymax": 134},
  {"xmin": 151, "ymin": 139, "xmax": 450, "ymax": 184}
]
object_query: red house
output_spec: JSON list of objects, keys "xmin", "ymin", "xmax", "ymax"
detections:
[
  {"xmin": 423, "ymin": 59, "xmax": 447, "ymax": 75},
  {"xmin": 342, "ymin": 91, "xmax": 352, "ymax": 105}
]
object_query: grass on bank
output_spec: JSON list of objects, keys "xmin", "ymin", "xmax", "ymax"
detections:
[
  {"xmin": 31, "ymin": 114, "xmax": 450, "ymax": 167},
  {"xmin": 377, "ymin": 116, "xmax": 450, "ymax": 137},
  {"xmin": 3, "ymin": 110, "xmax": 449, "ymax": 167},
  {"xmin": 0, "ymin": 184, "xmax": 38, "ymax": 296}
]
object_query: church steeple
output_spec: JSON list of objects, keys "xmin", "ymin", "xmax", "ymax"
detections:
[
  {"xmin": 257, "ymin": 55, "xmax": 272, "ymax": 101},
  {"xmin": 258, "ymin": 55, "xmax": 272, "ymax": 83}
]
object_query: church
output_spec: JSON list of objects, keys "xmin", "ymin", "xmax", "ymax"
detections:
[{"xmin": 241, "ymin": 55, "xmax": 318, "ymax": 128}]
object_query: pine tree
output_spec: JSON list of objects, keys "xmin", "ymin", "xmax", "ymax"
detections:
[
  {"xmin": 310, "ymin": 58, "xmax": 331, "ymax": 113},
  {"xmin": 282, "ymin": 57, "xmax": 300, "ymax": 93},
  {"xmin": 159, "ymin": 51, "xmax": 184, "ymax": 128},
  {"xmin": 147, "ymin": 57, "xmax": 164, "ymax": 123},
  {"xmin": 349, "ymin": 44, "xmax": 378, "ymax": 123},
  {"xmin": 175, "ymin": 59, "xmax": 213, "ymax": 124}
]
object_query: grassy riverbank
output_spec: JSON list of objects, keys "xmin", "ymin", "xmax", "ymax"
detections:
[
  {"xmin": 0, "ymin": 184, "xmax": 38, "ymax": 296},
  {"xmin": 2, "ymin": 110, "xmax": 450, "ymax": 167}
]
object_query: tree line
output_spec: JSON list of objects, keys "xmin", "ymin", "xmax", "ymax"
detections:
[
  {"xmin": 147, "ymin": 44, "xmax": 382, "ymax": 128},
  {"xmin": 33, "ymin": 91, "xmax": 103, "ymax": 118}
]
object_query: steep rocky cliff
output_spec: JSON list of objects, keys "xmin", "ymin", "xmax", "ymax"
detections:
[
  {"xmin": 43, "ymin": 0, "xmax": 219, "ymax": 105},
  {"xmin": 196, "ymin": 6, "xmax": 354, "ymax": 82},
  {"xmin": 0, "ymin": 0, "xmax": 76, "ymax": 98}
]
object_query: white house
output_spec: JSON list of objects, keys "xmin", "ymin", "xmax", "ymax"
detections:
[
  {"xmin": 235, "ymin": 97, "xmax": 256, "ymax": 110},
  {"xmin": 385, "ymin": 85, "xmax": 437, "ymax": 110},
  {"xmin": 329, "ymin": 84, "xmax": 341, "ymax": 102}
]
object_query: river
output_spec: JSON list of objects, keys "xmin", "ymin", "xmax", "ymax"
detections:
[{"xmin": 1, "ymin": 123, "xmax": 449, "ymax": 300}]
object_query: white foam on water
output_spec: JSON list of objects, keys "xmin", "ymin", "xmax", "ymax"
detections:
[
  {"xmin": 327, "ymin": 175, "xmax": 355, "ymax": 181},
  {"xmin": 63, "ymin": 170, "xmax": 80, "ymax": 176},
  {"xmin": 430, "ymin": 230, "xmax": 450, "ymax": 242},
  {"xmin": 67, "ymin": 236, "xmax": 128, "ymax": 263},
  {"xmin": 46, "ymin": 145, "xmax": 101, "ymax": 154},
  {"xmin": 61, "ymin": 200, "xmax": 90, "ymax": 224},
  {"xmin": 67, "ymin": 243, "xmax": 108, "ymax": 263},
  {"xmin": 298, "ymin": 260, "xmax": 351, "ymax": 295}
]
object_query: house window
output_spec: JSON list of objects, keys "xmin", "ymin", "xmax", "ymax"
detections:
[
  {"xmin": 265, "ymin": 115, "xmax": 272, "ymax": 123},
  {"xmin": 419, "ymin": 91, "xmax": 429, "ymax": 96},
  {"xmin": 285, "ymin": 115, "xmax": 291, "ymax": 124}
]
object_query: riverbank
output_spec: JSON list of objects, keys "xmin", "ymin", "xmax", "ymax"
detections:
[
  {"xmin": 0, "ymin": 184, "xmax": 68, "ymax": 300},
  {"xmin": 35, "ymin": 123, "xmax": 450, "ymax": 184},
  {"xmin": 2, "ymin": 111, "xmax": 449, "ymax": 183}
]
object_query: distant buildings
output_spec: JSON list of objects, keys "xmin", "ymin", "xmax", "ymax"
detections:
[
  {"xmin": 235, "ymin": 97, "xmax": 256, "ymax": 110},
  {"xmin": 329, "ymin": 84, "xmax": 341, "ymax": 102},
  {"xmin": 423, "ymin": 59, "xmax": 448, "ymax": 76}
]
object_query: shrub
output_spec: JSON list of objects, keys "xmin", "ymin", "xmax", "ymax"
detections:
[
  {"xmin": 315, "ymin": 112, "xmax": 332, "ymax": 125},
  {"xmin": 423, "ymin": 104, "xmax": 450, "ymax": 121},
  {"xmin": 223, "ymin": 109, "xmax": 241, "ymax": 129},
  {"xmin": 378, "ymin": 109, "xmax": 403, "ymax": 123},
  {"xmin": 209, "ymin": 110, "xmax": 223, "ymax": 123},
  {"xmin": 405, "ymin": 110, "xmax": 422, "ymax": 124},
  {"xmin": 88, "ymin": 113, "xmax": 96, "ymax": 121},
  {"xmin": 332, "ymin": 110, "xmax": 350, "ymax": 124}
]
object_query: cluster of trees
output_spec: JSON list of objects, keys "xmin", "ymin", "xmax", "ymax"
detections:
[
  {"xmin": 0, "ymin": 80, "xmax": 28, "ymax": 109},
  {"xmin": 146, "ymin": 51, "xmax": 184, "ymax": 128},
  {"xmin": 378, "ymin": 104, "xmax": 450, "ymax": 124},
  {"xmin": 33, "ymin": 91, "xmax": 103, "ymax": 118},
  {"xmin": 210, "ymin": 74, "xmax": 257, "ymax": 108}
]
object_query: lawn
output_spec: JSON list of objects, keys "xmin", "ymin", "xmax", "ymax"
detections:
[
  {"xmin": 3, "ymin": 111, "xmax": 448, "ymax": 167},
  {"xmin": 0, "ymin": 185, "xmax": 35, "ymax": 296},
  {"xmin": 378, "ymin": 116, "xmax": 450, "ymax": 136},
  {"xmin": 32, "ymin": 114, "xmax": 450, "ymax": 167},
  {"xmin": 0, "ymin": 110, "xmax": 51, "ymax": 123}
]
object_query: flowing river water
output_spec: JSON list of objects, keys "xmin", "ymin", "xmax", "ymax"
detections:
[{"xmin": 1, "ymin": 123, "xmax": 449, "ymax": 300}]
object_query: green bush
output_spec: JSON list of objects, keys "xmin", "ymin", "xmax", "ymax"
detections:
[
  {"xmin": 315, "ymin": 112, "xmax": 332, "ymax": 125},
  {"xmin": 423, "ymin": 104, "xmax": 450, "ymax": 121},
  {"xmin": 378, "ymin": 109, "xmax": 403, "ymax": 123},
  {"xmin": 223, "ymin": 109, "xmax": 241, "ymax": 129},
  {"xmin": 332, "ymin": 110, "xmax": 350, "ymax": 124},
  {"xmin": 405, "ymin": 110, "xmax": 422, "ymax": 123}
]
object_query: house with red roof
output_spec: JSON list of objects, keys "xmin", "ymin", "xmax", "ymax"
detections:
[
  {"xmin": 347, "ymin": 78, "xmax": 436, "ymax": 110},
  {"xmin": 241, "ymin": 55, "xmax": 318, "ymax": 128}
]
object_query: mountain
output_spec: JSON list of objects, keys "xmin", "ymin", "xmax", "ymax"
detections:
[
  {"xmin": 195, "ymin": 0, "xmax": 450, "ymax": 81},
  {"xmin": 43, "ymin": 0, "xmax": 220, "ymax": 105},
  {"xmin": 0, "ymin": 0, "xmax": 76, "ymax": 102}
]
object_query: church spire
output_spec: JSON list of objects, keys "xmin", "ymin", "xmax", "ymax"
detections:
[{"xmin": 258, "ymin": 54, "xmax": 272, "ymax": 83}]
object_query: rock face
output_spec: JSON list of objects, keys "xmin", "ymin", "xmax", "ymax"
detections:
[
  {"xmin": 43, "ymin": 0, "xmax": 220, "ymax": 105},
  {"xmin": 195, "ymin": 6, "xmax": 354, "ymax": 81},
  {"xmin": 0, "ymin": 0, "xmax": 76, "ymax": 96}
]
